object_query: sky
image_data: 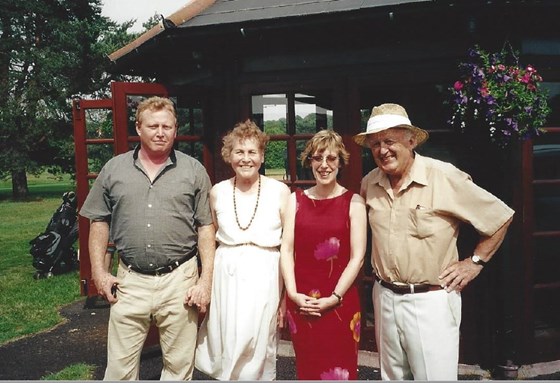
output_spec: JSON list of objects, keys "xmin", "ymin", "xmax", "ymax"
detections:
[{"xmin": 101, "ymin": 0, "xmax": 188, "ymax": 32}]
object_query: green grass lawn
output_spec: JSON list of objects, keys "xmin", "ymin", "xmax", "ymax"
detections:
[
  {"xmin": 0, "ymin": 176, "xmax": 82, "ymax": 344},
  {"xmin": 41, "ymin": 363, "xmax": 95, "ymax": 380},
  {"xmin": 0, "ymin": 176, "xmax": 93, "ymax": 379},
  {"xmin": 0, "ymin": 173, "xmax": 74, "ymax": 201}
]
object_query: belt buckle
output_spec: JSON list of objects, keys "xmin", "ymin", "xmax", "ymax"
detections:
[
  {"xmin": 154, "ymin": 265, "xmax": 170, "ymax": 276},
  {"xmin": 409, "ymin": 284, "xmax": 415, "ymax": 294}
]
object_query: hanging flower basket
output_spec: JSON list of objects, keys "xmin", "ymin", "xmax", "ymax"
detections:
[{"xmin": 448, "ymin": 45, "xmax": 551, "ymax": 147}]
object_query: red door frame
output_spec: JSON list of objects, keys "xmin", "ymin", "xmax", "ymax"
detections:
[{"xmin": 73, "ymin": 82, "xmax": 168, "ymax": 300}]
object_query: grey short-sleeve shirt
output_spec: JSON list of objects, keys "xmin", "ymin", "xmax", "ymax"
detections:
[{"xmin": 79, "ymin": 147, "xmax": 213, "ymax": 270}]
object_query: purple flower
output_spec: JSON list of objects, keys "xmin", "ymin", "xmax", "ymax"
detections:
[{"xmin": 448, "ymin": 45, "xmax": 550, "ymax": 146}]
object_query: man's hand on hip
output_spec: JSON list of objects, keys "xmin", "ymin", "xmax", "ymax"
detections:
[{"xmin": 438, "ymin": 258, "xmax": 483, "ymax": 293}]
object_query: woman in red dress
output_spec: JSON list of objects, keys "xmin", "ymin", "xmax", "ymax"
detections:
[{"xmin": 280, "ymin": 130, "xmax": 367, "ymax": 380}]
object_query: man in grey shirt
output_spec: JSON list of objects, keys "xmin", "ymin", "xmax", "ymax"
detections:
[{"xmin": 80, "ymin": 96, "xmax": 215, "ymax": 380}]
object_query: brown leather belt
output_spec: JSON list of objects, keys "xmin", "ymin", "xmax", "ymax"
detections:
[{"xmin": 375, "ymin": 275, "xmax": 443, "ymax": 294}]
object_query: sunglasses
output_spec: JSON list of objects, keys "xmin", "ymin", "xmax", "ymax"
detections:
[{"xmin": 308, "ymin": 155, "xmax": 339, "ymax": 165}]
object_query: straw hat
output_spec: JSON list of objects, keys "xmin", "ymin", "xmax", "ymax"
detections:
[{"xmin": 353, "ymin": 103, "xmax": 429, "ymax": 147}]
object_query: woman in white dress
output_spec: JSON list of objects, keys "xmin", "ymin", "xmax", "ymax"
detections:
[{"xmin": 195, "ymin": 120, "xmax": 290, "ymax": 380}]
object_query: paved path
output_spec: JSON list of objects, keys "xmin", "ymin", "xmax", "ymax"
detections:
[{"xmin": 2, "ymin": 299, "xmax": 558, "ymax": 380}]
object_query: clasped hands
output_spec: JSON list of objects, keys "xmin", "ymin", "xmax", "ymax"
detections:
[
  {"xmin": 290, "ymin": 292, "xmax": 339, "ymax": 317},
  {"xmin": 185, "ymin": 280, "xmax": 211, "ymax": 313}
]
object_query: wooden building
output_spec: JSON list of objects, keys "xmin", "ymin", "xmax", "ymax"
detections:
[{"xmin": 72, "ymin": 0, "xmax": 560, "ymax": 370}]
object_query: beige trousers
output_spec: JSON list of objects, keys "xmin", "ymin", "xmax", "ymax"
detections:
[
  {"xmin": 373, "ymin": 281, "xmax": 461, "ymax": 380},
  {"xmin": 104, "ymin": 257, "xmax": 199, "ymax": 381}
]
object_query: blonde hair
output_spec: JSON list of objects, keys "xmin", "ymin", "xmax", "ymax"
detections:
[
  {"xmin": 135, "ymin": 96, "xmax": 177, "ymax": 125},
  {"xmin": 300, "ymin": 129, "xmax": 350, "ymax": 168},
  {"xmin": 221, "ymin": 120, "xmax": 270, "ymax": 163}
]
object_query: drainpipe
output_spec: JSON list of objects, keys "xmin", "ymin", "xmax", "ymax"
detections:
[{"xmin": 108, "ymin": 0, "xmax": 216, "ymax": 62}]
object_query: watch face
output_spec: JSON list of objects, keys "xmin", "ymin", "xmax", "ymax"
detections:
[{"xmin": 472, "ymin": 255, "xmax": 485, "ymax": 265}]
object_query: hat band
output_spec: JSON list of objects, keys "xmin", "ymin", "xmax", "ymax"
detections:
[{"xmin": 366, "ymin": 114, "xmax": 412, "ymax": 133}]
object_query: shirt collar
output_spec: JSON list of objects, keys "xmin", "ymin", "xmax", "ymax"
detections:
[
  {"xmin": 371, "ymin": 152, "xmax": 429, "ymax": 190},
  {"xmin": 132, "ymin": 145, "xmax": 177, "ymax": 165}
]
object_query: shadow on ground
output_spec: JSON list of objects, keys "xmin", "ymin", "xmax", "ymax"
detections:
[
  {"xmin": 0, "ymin": 299, "xmax": 377, "ymax": 380},
  {"xmin": 1, "ymin": 299, "xmax": 558, "ymax": 380}
]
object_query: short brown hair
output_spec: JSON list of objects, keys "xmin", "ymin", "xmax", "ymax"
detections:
[
  {"xmin": 300, "ymin": 129, "xmax": 350, "ymax": 168},
  {"xmin": 221, "ymin": 120, "xmax": 269, "ymax": 163},
  {"xmin": 135, "ymin": 96, "xmax": 177, "ymax": 125}
]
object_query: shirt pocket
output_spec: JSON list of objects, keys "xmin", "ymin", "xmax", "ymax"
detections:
[{"xmin": 408, "ymin": 207, "xmax": 437, "ymax": 239}]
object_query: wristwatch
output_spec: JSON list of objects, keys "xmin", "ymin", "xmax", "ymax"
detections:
[{"xmin": 471, "ymin": 254, "xmax": 487, "ymax": 266}]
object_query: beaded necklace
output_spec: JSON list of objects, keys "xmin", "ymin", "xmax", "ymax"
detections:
[{"xmin": 233, "ymin": 175, "xmax": 261, "ymax": 231}]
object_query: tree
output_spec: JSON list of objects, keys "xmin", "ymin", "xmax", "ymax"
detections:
[{"xmin": 0, "ymin": 0, "xmax": 138, "ymax": 199}]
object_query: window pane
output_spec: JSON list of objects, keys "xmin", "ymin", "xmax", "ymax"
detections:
[
  {"xmin": 542, "ymin": 82, "xmax": 560, "ymax": 127},
  {"xmin": 296, "ymin": 139, "xmax": 314, "ymax": 181},
  {"xmin": 533, "ymin": 131, "xmax": 560, "ymax": 180},
  {"xmin": 177, "ymin": 107, "xmax": 204, "ymax": 136},
  {"xmin": 252, "ymin": 94, "xmax": 288, "ymax": 134},
  {"xmin": 533, "ymin": 237, "xmax": 560, "ymax": 284},
  {"xmin": 87, "ymin": 144, "xmax": 113, "ymax": 174},
  {"xmin": 295, "ymin": 93, "xmax": 333, "ymax": 134},
  {"xmin": 176, "ymin": 141, "xmax": 203, "ymax": 163},
  {"xmin": 265, "ymin": 140, "xmax": 287, "ymax": 181},
  {"xmin": 85, "ymin": 109, "xmax": 113, "ymax": 139}
]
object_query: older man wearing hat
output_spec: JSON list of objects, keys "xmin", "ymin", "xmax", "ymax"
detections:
[{"xmin": 355, "ymin": 103, "xmax": 514, "ymax": 380}]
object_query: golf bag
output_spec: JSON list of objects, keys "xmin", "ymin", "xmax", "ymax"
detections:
[{"xmin": 29, "ymin": 191, "xmax": 79, "ymax": 279}]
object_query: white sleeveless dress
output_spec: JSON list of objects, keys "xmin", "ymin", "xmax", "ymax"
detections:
[{"xmin": 195, "ymin": 176, "xmax": 284, "ymax": 380}]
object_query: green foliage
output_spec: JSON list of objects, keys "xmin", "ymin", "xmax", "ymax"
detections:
[
  {"xmin": 0, "ymin": 0, "xmax": 140, "ymax": 198},
  {"xmin": 262, "ymin": 114, "xmax": 333, "ymax": 170},
  {"xmin": 264, "ymin": 119, "xmax": 287, "ymax": 169},
  {"xmin": 41, "ymin": 363, "xmax": 95, "ymax": 380},
  {"xmin": 143, "ymin": 13, "xmax": 162, "ymax": 31}
]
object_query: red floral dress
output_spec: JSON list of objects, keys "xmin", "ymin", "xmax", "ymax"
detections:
[{"xmin": 286, "ymin": 189, "xmax": 361, "ymax": 380}]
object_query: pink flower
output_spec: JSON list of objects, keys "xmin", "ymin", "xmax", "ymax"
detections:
[
  {"xmin": 350, "ymin": 312, "xmax": 361, "ymax": 342},
  {"xmin": 520, "ymin": 72, "xmax": 532, "ymax": 84},
  {"xmin": 320, "ymin": 367, "xmax": 350, "ymax": 380},
  {"xmin": 453, "ymin": 81, "xmax": 463, "ymax": 91},
  {"xmin": 314, "ymin": 237, "xmax": 340, "ymax": 261},
  {"xmin": 314, "ymin": 237, "xmax": 340, "ymax": 277}
]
